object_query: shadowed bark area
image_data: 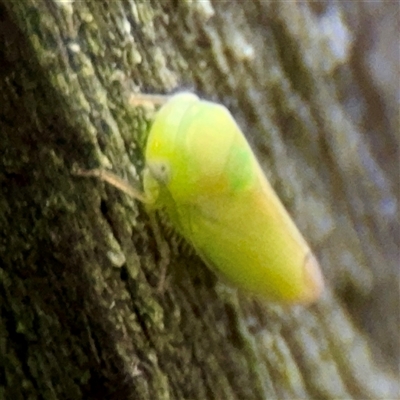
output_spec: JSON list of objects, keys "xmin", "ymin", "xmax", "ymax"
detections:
[{"xmin": 0, "ymin": 1, "xmax": 398, "ymax": 399}]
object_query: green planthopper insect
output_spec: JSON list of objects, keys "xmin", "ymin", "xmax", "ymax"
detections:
[{"xmin": 77, "ymin": 92, "xmax": 324, "ymax": 304}]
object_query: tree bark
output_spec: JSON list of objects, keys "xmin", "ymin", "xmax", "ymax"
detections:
[{"xmin": 0, "ymin": 1, "xmax": 398, "ymax": 399}]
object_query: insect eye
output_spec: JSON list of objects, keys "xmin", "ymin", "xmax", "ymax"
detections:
[{"xmin": 148, "ymin": 161, "xmax": 170, "ymax": 185}]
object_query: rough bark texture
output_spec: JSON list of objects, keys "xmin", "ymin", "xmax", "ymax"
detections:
[{"xmin": 0, "ymin": 1, "xmax": 398, "ymax": 399}]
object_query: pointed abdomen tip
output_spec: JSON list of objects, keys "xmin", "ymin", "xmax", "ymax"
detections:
[{"xmin": 301, "ymin": 252, "xmax": 324, "ymax": 304}]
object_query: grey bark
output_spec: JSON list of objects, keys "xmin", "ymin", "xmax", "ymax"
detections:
[{"xmin": 0, "ymin": 1, "xmax": 398, "ymax": 399}]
